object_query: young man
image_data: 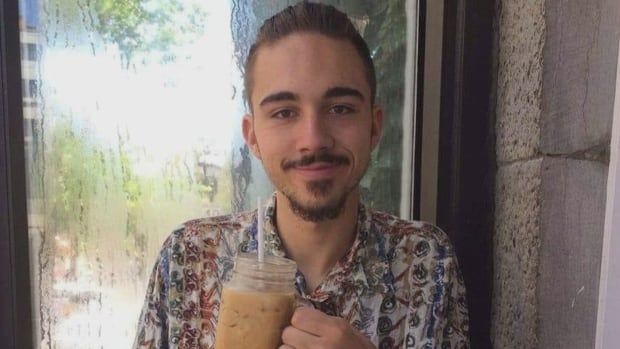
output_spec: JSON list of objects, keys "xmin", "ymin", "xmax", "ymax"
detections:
[{"xmin": 134, "ymin": 2, "xmax": 469, "ymax": 349}]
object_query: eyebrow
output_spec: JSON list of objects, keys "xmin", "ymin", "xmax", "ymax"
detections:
[
  {"xmin": 259, "ymin": 91, "xmax": 299, "ymax": 107},
  {"xmin": 324, "ymin": 86, "xmax": 365, "ymax": 101},
  {"xmin": 258, "ymin": 86, "xmax": 365, "ymax": 107}
]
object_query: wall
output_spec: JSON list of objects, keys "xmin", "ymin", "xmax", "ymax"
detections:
[
  {"xmin": 493, "ymin": 0, "xmax": 620, "ymax": 348},
  {"xmin": 596, "ymin": 41, "xmax": 620, "ymax": 348}
]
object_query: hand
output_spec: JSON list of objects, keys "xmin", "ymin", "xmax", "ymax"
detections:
[{"xmin": 279, "ymin": 307, "xmax": 376, "ymax": 349}]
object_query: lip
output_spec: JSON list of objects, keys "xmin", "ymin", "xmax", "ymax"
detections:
[{"xmin": 293, "ymin": 162, "xmax": 342, "ymax": 180}]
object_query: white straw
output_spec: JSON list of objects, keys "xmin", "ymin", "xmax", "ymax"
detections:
[{"xmin": 257, "ymin": 197, "xmax": 265, "ymax": 263}]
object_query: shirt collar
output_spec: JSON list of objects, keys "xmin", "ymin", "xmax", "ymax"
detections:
[
  {"xmin": 241, "ymin": 193, "xmax": 284, "ymax": 257},
  {"xmin": 243, "ymin": 192, "xmax": 393, "ymax": 301}
]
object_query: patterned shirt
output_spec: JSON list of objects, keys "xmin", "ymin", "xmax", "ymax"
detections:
[{"xmin": 133, "ymin": 193, "xmax": 470, "ymax": 349}]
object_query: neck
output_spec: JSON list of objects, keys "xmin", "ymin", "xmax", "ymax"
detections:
[{"xmin": 275, "ymin": 189, "xmax": 360, "ymax": 292}]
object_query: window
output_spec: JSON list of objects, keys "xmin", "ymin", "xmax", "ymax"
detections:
[
  {"xmin": 10, "ymin": 0, "xmax": 424, "ymax": 348},
  {"xmin": 21, "ymin": 79, "xmax": 37, "ymax": 99},
  {"xmin": 27, "ymin": 79, "xmax": 36, "ymax": 98},
  {"xmin": 21, "ymin": 43, "xmax": 37, "ymax": 61},
  {"xmin": 21, "ymin": 78, "xmax": 27, "ymax": 98}
]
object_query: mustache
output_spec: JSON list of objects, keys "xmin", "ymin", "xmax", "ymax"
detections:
[{"xmin": 281, "ymin": 151, "xmax": 350, "ymax": 171}]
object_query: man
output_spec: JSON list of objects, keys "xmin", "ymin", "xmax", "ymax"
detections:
[{"xmin": 134, "ymin": 2, "xmax": 469, "ymax": 348}]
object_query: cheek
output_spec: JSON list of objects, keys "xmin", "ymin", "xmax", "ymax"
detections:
[
  {"xmin": 254, "ymin": 131, "xmax": 289, "ymax": 166},
  {"xmin": 336, "ymin": 126, "xmax": 374, "ymax": 157}
]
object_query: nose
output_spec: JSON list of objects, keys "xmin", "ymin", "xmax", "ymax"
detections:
[{"xmin": 295, "ymin": 110, "xmax": 335, "ymax": 153}]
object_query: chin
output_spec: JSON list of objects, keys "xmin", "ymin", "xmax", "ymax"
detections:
[
  {"xmin": 281, "ymin": 182, "xmax": 354, "ymax": 222},
  {"xmin": 287, "ymin": 196, "xmax": 345, "ymax": 222}
]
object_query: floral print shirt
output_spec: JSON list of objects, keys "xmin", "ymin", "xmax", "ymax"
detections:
[{"xmin": 133, "ymin": 194, "xmax": 470, "ymax": 349}]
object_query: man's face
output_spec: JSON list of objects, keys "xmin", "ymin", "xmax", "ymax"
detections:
[{"xmin": 243, "ymin": 33, "xmax": 383, "ymax": 221}]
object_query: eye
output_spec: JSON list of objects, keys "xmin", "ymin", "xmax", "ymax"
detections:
[
  {"xmin": 328, "ymin": 104, "xmax": 355, "ymax": 115},
  {"xmin": 272, "ymin": 109, "xmax": 297, "ymax": 119}
]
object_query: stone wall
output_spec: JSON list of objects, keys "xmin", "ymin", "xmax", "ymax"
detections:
[{"xmin": 492, "ymin": 0, "xmax": 620, "ymax": 348}]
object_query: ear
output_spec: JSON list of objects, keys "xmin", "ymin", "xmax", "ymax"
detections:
[
  {"xmin": 242, "ymin": 113, "xmax": 262, "ymax": 159},
  {"xmin": 370, "ymin": 105, "xmax": 384, "ymax": 151}
]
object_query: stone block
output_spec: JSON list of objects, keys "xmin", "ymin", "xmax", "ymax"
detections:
[
  {"xmin": 538, "ymin": 158, "xmax": 608, "ymax": 348},
  {"xmin": 541, "ymin": 0, "xmax": 620, "ymax": 154},
  {"xmin": 492, "ymin": 159, "xmax": 542, "ymax": 348},
  {"xmin": 496, "ymin": 0, "xmax": 545, "ymax": 163}
]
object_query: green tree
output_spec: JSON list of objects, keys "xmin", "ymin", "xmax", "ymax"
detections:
[
  {"xmin": 94, "ymin": 0, "xmax": 208, "ymax": 67},
  {"xmin": 357, "ymin": 0, "xmax": 407, "ymax": 216},
  {"xmin": 46, "ymin": 0, "xmax": 208, "ymax": 67},
  {"xmin": 42, "ymin": 118, "xmax": 107, "ymax": 282},
  {"xmin": 46, "ymin": 119, "xmax": 105, "ymax": 237}
]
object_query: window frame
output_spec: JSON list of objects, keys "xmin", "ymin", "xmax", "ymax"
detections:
[
  {"xmin": 0, "ymin": 0, "xmax": 34, "ymax": 348},
  {"xmin": 0, "ymin": 1, "xmax": 428, "ymax": 348},
  {"xmin": 436, "ymin": 0, "xmax": 495, "ymax": 348}
]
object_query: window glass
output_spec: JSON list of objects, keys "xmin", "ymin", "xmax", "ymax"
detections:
[
  {"xmin": 17, "ymin": 0, "xmax": 413, "ymax": 347},
  {"xmin": 26, "ymin": 43, "xmax": 38, "ymax": 60}
]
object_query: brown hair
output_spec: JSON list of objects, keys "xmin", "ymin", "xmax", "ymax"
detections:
[{"xmin": 244, "ymin": 1, "xmax": 376, "ymax": 108}]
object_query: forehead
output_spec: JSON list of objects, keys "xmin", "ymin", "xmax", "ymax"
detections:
[{"xmin": 250, "ymin": 33, "xmax": 370, "ymax": 106}]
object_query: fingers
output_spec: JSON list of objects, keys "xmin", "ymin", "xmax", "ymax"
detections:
[
  {"xmin": 281, "ymin": 325, "xmax": 320, "ymax": 349},
  {"xmin": 290, "ymin": 306, "xmax": 335, "ymax": 336},
  {"xmin": 283, "ymin": 308, "xmax": 375, "ymax": 349}
]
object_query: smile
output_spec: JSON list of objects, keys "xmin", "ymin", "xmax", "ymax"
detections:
[{"xmin": 293, "ymin": 162, "xmax": 343, "ymax": 180}]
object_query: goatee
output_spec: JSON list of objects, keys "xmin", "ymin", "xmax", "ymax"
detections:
[{"xmin": 283, "ymin": 179, "xmax": 349, "ymax": 222}]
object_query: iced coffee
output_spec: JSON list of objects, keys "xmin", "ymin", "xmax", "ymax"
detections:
[{"xmin": 215, "ymin": 253, "xmax": 297, "ymax": 349}]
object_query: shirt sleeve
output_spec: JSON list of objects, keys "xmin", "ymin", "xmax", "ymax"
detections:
[
  {"xmin": 433, "ymin": 245, "xmax": 470, "ymax": 348},
  {"xmin": 133, "ymin": 237, "xmax": 172, "ymax": 349},
  {"xmin": 406, "ymin": 228, "xmax": 470, "ymax": 349}
]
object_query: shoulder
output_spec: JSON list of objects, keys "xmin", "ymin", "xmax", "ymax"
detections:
[
  {"xmin": 369, "ymin": 209, "xmax": 455, "ymax": 256},
  {"xmin": 368, "ymin": 210, "xmax": 465, "ymax": 299},
  {"xmin": 167, "ymin": 210, "xmax": 254, "ymax": 242},
  {"xmin": 157, "ymin": 210, "xmax": 255, "ymax": 263}
]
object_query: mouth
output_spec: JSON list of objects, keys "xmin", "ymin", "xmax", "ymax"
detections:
[
  {"xmin": 282, "ymin": 151, "xmax": 350, "ymax": 180},
  {"xmin": 293, "ymin": 162, "xmax": 342, "ymax": 180}
]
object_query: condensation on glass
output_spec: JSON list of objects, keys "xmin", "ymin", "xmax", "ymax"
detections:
[{"xmin": 17, "ymin": 0, "xmax": 412, "ymax": 348}]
